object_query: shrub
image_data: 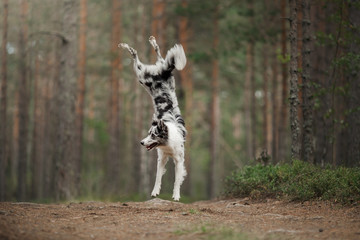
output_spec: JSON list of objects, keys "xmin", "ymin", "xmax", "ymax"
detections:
[{"xmin": 224, "ymin": 160, "xmax": 360, "ymax": 204}]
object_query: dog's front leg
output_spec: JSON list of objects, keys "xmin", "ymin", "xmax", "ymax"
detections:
[
  {"xmin": 172, "ymin": 155, "xmax": 187, "ymax": 201},
  {"xmin": 151, "ymin": 151, "xmax": 168, "ymax": 197}
]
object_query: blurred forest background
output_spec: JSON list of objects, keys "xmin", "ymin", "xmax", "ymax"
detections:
[{"xmin": 0, "ymin": 0, "xmax": 359, "ymax": 202}]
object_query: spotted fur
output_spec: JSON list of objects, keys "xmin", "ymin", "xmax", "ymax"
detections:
[{"xmin": 119, "ymin": 36, "xmax": 187, "ymax": 201}]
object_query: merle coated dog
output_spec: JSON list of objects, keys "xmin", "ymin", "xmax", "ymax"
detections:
[{"xmin": 119, "ymin": 36, "xmax": 187, "ymax": 201}]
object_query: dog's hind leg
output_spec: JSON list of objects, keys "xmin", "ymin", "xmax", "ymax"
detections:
[
  {"xmin": 149, "ymin": 36, "xmax": 164, "ymax": 62},
  {"xmin": 151, "ymin": 150, "xmax": 168, "ymax": 197},
  {"xmin": 172, "ymin": 155, "xmax": 187, "ymax": 201}
]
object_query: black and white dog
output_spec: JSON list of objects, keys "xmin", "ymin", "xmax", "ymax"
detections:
[{"xmin": 119, "ymin": 36, "xmax": 187, "ymax": 201}]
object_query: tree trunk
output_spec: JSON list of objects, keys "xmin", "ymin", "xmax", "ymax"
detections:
[
  {"xmin": 311, "ymin": 2, "xmax": 328, "ymax": 166},
  {"xmin": 129, "ymin": 1, "xmax": 141, "ymax": 195},
  {"xmin": 17, "ymin": 0, "xmax": 29, "ymax": 201},
  {"xmin": 31, "ymin": 58, "xmax": 44, "ymax": 200},
  {"xmin": 54, "ymin": 0, "xmax": 78, "ymax": 201},
  {"xmin": 137, "ymin": 2, "xmax": 153, "ymax": 197},
  {"xmin": 106, "ymin": 0, "xmax": 122, "ymax": 195},
  {"xmin": 0, "ymin": 0, "xmax": 9, "ymax": 201},
  {"xmin": 297, "ymin": 1, "xmax": 303, "ymax": 158},
  {"xmin": 44, "ymin": 31, "xmax": 61, "ymax": 200},
  {"xmin": 301, "ymin": 0, "xmax": 314, "ymax": 163},
  {"xmin": 208, "ymin": 3, "xmax": 220, "ymax": 199},
  {"xmin": 42, "ymin": 56, "xmax": 54, "ymax": 200},
  {"xmin": 289, "ymin": 0, "xmax": 301, "ymax": 160},
  {"xmin": 262, "ymin": 44, "xmax": 270, "ymax": 153},
  {"xmin": 347, "ymin": 0, "xmax": 360, "ymax": 166},
  {"xmin": 250, "ymin": 46, "xmax": 257, "ymax": 159},
  {"xmin": 87, "ymin": 77, "xmax": 95, "ymax": 143},
  {"xmin": 11, "ymin": 90, "xmax": 19, "ymax": 196},
  {"xmin": 271, "ymin": 46, "xmax": 280, "ymax": 164},
  {"xmin": 179, "ymin": 0, "xmax": 193, "ymax": 196},
  {"xmin": 278, "ymin": 0, "xmax": 289, "ymax": 163},
  {"xmin": 151, "ymin": 0, "xmax": 166, "ymax": 62},
  {"xmin": 75, "ymin": 0, "xmax": 87, "ymax": 193},
  {"xmin": 244, "ymin": 43, "xmax": 254, "ymax": 161}
]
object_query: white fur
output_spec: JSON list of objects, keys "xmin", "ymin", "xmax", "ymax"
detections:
[
  {"xmin": 119, "ymin": 36, "xmax": 187, "ymax": 201},
  {"xmin": 144, "ymin": 122, "xmax": 187, "ymax": 201},
  {"xmin": 165, "ymin": 44, "xmax": 187, "ymax": 70}
]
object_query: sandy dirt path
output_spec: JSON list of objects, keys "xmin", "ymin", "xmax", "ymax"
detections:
[{"xmin": 0, "ymin": 198, "xmax": 359, "ymax": 240}]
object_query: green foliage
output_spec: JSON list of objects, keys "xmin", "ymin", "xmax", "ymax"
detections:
[
  {"xmin": 276, "ymin": 48, "xmax": 290, "ymax": 64},
  {"xmin": 335, "ymin": 52, "xmax": 360, "ymax": 72},
  {"xmin": 224, "ymin": 160, "xmax": 360, "ymax": 204}
]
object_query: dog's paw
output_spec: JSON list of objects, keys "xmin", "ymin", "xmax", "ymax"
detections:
[
  {"xmin": 149, "ymin": 36, "xmax": 156, "ymax": 42},
  {"xmin": 119, "ymin": 43, "xmax": 137, "ymax": 58},
  {"xmin": 118, "ymin": 43, "xmax": 128, "ymax": 49},
  {"xmin": 151, "ymin": 189, "xmax": 160, "ymax": 197},
  {"xmin": 149, "ymin": 36, "xmax": 158, "ymax": 48},
  {"xmin": 172, "ymin": 194, "xmax": 180, "ymax": 201}
]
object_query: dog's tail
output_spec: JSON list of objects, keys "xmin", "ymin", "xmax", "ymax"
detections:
[{"xmin": 165, "ymin": 44, "xmax": 187, "ymax": 71}]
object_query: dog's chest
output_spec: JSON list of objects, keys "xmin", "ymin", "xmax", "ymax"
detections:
[{"xmin": 158, "ymin": 145, "xmax": 174, "ymax": 156}]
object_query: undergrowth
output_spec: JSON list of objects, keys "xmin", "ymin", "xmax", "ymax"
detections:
[{"xmin": 224, "ymin": 160, "xmax": 360, "ymax": 204}]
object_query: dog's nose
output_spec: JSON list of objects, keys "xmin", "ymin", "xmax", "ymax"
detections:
[{"xmin": 140, "ymin": 140, "xmax": 144, "ymax": 146}]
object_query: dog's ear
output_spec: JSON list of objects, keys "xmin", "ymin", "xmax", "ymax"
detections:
[{"xmin": 158, "ymin": 120, "xmax": 168, "ymax": 133}]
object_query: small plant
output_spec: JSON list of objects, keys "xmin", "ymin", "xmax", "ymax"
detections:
[
  {"xmin": 189, "ymin": 208, "xmax": 198, "ymax": 214},
  {"xmin": 201, "ymin": 225, "xmax": 208, "ymax": 234}
]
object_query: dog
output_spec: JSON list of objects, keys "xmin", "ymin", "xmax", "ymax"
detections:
[{"xmin": 119, "ymin": 36, "xmax": 187, "ymax": 201}]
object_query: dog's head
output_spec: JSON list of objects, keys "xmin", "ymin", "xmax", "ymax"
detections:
[{"xmin": 140, "ymin": 120, "xmax": 168, "ymax": 151}]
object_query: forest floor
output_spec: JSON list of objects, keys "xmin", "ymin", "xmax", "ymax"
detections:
[{"xmin": 0, "ymin": 198, "xmax": 359, "ymax": 240}]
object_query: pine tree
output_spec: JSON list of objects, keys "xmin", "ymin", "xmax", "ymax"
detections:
[
  {"xmin": 178, "ymin": 0, "xmax": 193, "ymax": 196},
  {"xmin": 54, "ymin": 0, "xmax": 78, "ymax": 200},
  {"xmin": 75, "ymin": 0, "xmax": 88, "ymax": 192},
  {"xmin": 17, "ymin": 0, "xmax": 29, "ymax": 201},
  {"xmin": 106, "ymin": 0, "xmax": 122, "ymax": 195},
  {"xmin": 289, "ymin": 0, "xmax": 301, "ymax": 160},
  {"xmin": 301, "ymin": 0, "xmax": 314, "ymax": 163},
  {"xmin": 208, "ymin": 2, "xmax": 220, "ymax": 199},
  {"xmin": 0, "ymin": 0, "xmax": 9, "ymax": 201}
]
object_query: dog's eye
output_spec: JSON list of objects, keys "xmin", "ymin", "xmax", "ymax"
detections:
[{"xmin": 151, "ymin": 133, "xmax": 156, "ymax": 138}]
